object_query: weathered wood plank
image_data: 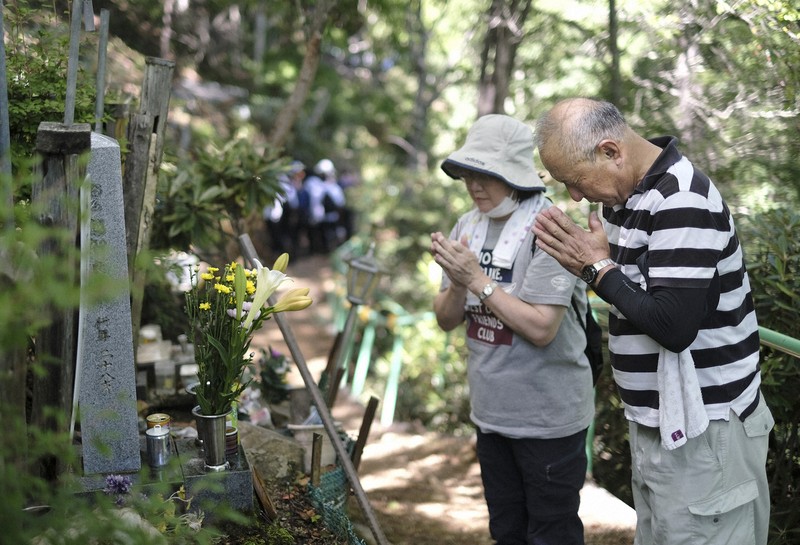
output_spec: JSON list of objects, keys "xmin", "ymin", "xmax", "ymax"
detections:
[{"xmin": 30, "ymin": 122, "xmax": 91, "ymax": 478}]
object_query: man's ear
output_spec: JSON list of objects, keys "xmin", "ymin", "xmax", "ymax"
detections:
[{"xmin": 597, "ymin": 140, "xmax": 621, "ymax": 162}]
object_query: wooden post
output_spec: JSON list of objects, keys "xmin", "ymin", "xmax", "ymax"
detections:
[
  {"xmin": 137, "ymin": 57, "xmax": 173, "ymax": 172},
  {"xmin": 122, "ymin": 111, "xmax": 153, "ymax": 273},
  {"xmin": 31, "ymin": 121, "xmax": 91, "ymax": 478},
  {"xmin": 93, "ymin": 8, "xmax": 110, "ymax": 133},
  {"xmin": 0, "ymin": 0, "xmax": 13, "ymax": 222},
  {"xmin": 129, "ymin": 133, "xmax": 159, "ymax": 349},
  {"xmin": 310, "ymin": 432, "xmax": 323, "ymax": 487},
  {"xmin": 252, "ymin": 466, "xmax": 278, "ymax": 520},
  {"xmin": 351, "ymin": 396, "xmax": 379, "ymax": 472},
  {"xmin": 63, "ymin": 0, "xmax": 83, "ymax": 126},
  {"xmin": 122, "ymin": 57, "xmax": 174, "ymax": 344}
]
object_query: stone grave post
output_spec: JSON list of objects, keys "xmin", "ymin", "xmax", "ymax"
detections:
[{"xmin": 77, "ymin": 132, "xmax": 140, "ymax": 475}]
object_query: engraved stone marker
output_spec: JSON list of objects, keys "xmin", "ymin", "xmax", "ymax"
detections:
[{"xmin": 78, "ymin": 132, "xmax": 141, "ymax": 475}]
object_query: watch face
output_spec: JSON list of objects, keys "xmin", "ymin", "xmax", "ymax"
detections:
[
  {"xmin": 479, "ymin": 282, "xmax": 496, "ymax": 301},
  {"xmin": 581, "ymin": 266, "xmax": 596, "ymax": 284}
]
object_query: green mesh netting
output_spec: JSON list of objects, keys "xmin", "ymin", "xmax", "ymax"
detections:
[
  {"xmin": 306, "ymin": 434, "xmax": 366, "ymax": 545},
  {"xmin": 307, "ymin": 465, "xmax": 366, "ymax": 545}
]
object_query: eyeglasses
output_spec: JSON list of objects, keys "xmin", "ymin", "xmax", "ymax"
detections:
[{"xmin": 461, "ymin": 172, "xmax": 499, "ymax": 186}]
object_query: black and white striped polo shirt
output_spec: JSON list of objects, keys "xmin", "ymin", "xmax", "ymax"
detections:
[{"xmin": 605, "ymin": 137, "xmax": 761, "ymax": 425}]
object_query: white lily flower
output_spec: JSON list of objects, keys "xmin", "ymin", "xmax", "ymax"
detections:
[
  {"xmin": 242, "ymin": 259, "xmax": 292, "ymax": 329},
  {"xmin": 271, "ymin": 287, "xmax": 313, "ymax": 313}
]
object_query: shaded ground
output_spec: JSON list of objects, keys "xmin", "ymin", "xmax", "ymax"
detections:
[
  {"xmin": 245, "ymin": 253, "xmax": 635, "ymax": 545},
  {"xmin": 214, "ymin": 480, "xmax": 351, "ymax": 545}
]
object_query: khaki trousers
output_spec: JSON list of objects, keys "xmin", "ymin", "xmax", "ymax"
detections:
[{"xmin": 629, "ymin": 395, "xmax": 773, "ymax": 545}]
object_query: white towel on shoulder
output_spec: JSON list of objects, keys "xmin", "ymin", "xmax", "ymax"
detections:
[
  {"xmin": 657, "ymin": 347, "xmax": 709, "ymax": 450},
  {"xmin": 461, "ymin": 194, "xmax": 545, "ymax": 306},
  {"xmin": 465, "ymin": 193, "xmax": 544, "ymax": 267}
]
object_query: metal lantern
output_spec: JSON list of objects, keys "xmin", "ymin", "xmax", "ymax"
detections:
[
  {"xmin": 327, "ymin": 243, "xmax": 385, "ymax": 405},
  {"xmin": 345, "ymin": 243, "xmax": 383, "ymax": 306}
]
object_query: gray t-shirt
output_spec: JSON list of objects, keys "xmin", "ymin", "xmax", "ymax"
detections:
[{"xmin": 441, "ymin": 203, "xmax": 595, "ymax": 439}]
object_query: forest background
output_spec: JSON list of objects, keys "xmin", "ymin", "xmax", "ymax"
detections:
[{"xmin": 3, "ymin": 0, "xmax": 800, "ymax": 543}]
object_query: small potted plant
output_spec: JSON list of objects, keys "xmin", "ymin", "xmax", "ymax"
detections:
[{"xmin": 185, "ymin": 253, "xmax": 312, "ymax": 470}]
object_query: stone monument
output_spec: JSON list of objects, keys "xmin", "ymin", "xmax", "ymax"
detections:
[{"xmin": 77, "ymin": 132, "xmax": 140, "ymax": 475}]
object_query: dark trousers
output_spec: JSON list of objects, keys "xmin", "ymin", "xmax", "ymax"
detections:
[{"xmin": 476, "ymin": 428, "xmax": 587, "ymax": 545}]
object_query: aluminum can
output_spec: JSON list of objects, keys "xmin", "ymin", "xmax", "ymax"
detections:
[
  {"xmin": 146, "ymin": 424, "xmax": 171, "ymax": 467},
  {"xmin": 146, "ymin": 413, "xmax": 171, "ymax": 430}
]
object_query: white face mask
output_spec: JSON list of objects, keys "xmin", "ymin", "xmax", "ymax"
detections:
[{"xmin": 486, "ymin": 194, "xmax": 519, "ymax": 218}]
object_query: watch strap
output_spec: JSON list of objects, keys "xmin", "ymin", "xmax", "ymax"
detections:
[
  {"xmin": 582, "ymin": 258, "xmax": 615, "ymax": 284},
  {"xmin": 591, "ymin": 258, "xmax": 615, "ymax": 272}
]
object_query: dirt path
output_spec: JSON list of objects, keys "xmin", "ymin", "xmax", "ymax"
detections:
[{"xmin": 252, "ymin": 253, "xmax": 635, "ymax": 545}]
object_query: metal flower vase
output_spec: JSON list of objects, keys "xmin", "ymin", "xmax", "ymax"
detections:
[{"xmin": 192, "ymin": 405, "xmax": 230, "ymax": 471}]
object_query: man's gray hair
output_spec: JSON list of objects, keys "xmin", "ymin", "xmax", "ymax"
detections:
[{"xmin": 534, "ymin": 99, "xmax": 628, "ymax": 163}]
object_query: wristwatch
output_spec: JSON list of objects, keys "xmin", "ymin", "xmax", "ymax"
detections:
[
  {"xmin": 581, "ymin": 258, "xmax": 615, "ymax": 284},
  {"xmin": 478, "ymin": 281, "xmax": 498, "ymax": 302}
]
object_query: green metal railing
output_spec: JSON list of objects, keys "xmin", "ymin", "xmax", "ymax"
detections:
[
  {"xmin": 329, "ymin": 293, "xmax": 437, "ymax": 427},
  {"xmin": 759, "ymin": 326, "xmax": 800, "ymax": 360}
]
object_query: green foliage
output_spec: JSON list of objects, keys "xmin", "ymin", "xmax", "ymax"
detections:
[
  {"xmin": 264, "ymin": 522, "xmax": 295, "ymax": 544},
  {"xmin": 392, "ymin": 318, "xmax": 472, "ymax": 433},
  {"xmin": 0, "ymin": 214, "xmax": 80, "ymax": 350},
  {"xmin": 151, "ymin": 135, "xmax": 289, "ymax": 262},
  {"xmin": 742, "ymin": 208, "xmax": 800, "ymax": 341},
  {"xmin": 4, "ymin": 2, "xmax": 98, "ymax": 192},
  {"xmin": 739, "ymin": 207, "xmax": 800, "ymax": 545},
  {"xmin": 0, "ymin": 176, "xmax": 126, "ymax": 353},
  {"xmin": 138, "ymin": 254, "xmax": 192, "ymax": 342},
  {"xmin": 10, "ymin": 471, "xmax": 221, "ymax": 545},
  {"xmin": 620, "ymin": 0, "xmax": 800, "ymax": 205},
  {"xmin": 324, "ymin": 161, "xmax": 474, "ymax": 431},
  {"xmin": 589, "ymin": 333, "xmax": 634, "ymax": 507},
  {"xmin": 0, "ymin": 214, "xmax": 226, "ymax": 545},
  {"xmin": 353, "ymin": 300, "xmax": 471, "ymax": 433},
  {"xmin": 357, "ymin": 165, "xmax": 470, "ymax": 306}
]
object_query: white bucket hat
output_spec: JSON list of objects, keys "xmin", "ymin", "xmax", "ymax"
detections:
[{"xmin": 441, "ymin": 114, "xmax": 545, "ymax": 192}]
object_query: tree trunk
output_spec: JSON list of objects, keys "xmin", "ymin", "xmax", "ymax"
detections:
[
  {"xmin": 405, "ymin": 0, "xmax": 432, "ymax": 172},
  {"xmin": 477, "ymin": 0, "xmax": 532, "ymax": 117},
  {"xmin": 608, "ymin": 0, "xmax": 622, "ymax": 106},
  {"xmin": 160, "ymin": 0, "xmax": 175, "ymax": 60},
  {"xmin": 266, "ymin": 0, "xmax": 336, "ymax": 149},
  {"xmin": 266, "ymin": 31, "xmax": 322, "ymax": 149}
]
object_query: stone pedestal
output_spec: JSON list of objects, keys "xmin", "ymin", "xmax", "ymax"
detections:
[
  {"xmin": 176, "ymin": 437, "xmax": 254, "ymax": 517},
  {"xmin": 77, "ymin": 433, "xmax": 253, "ymax": 520}
]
